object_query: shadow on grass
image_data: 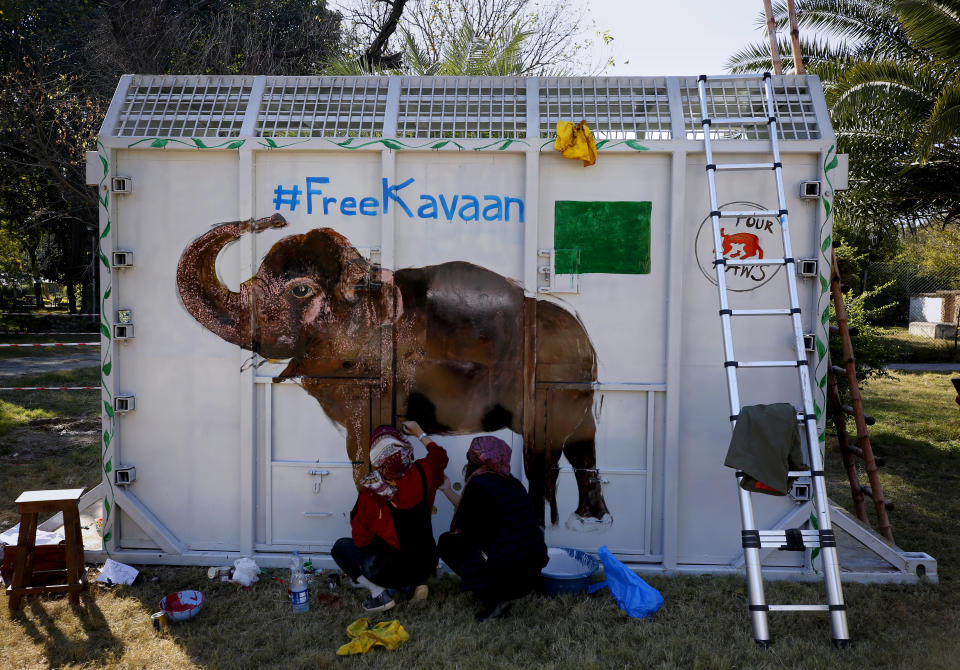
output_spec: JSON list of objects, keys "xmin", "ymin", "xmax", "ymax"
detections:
[{"xmin": 10, "ymin": 590, "xmax": 122, "ymax": 668}]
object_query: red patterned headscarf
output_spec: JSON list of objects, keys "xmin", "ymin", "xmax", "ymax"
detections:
[
  {"xmin": 465, "ymin": 435, "xmax": 512, "ymax": 484},
  {"xmin": 362, "ymin": 426, "xmax": 414, "ymax": 500}
]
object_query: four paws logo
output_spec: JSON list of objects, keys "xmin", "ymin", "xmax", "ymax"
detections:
[{"xmin": 694, "ymin": 202, "xmax": 783, "ymax": 291}]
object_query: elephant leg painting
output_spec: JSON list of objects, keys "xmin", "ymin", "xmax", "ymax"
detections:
[{"xmin": 177, "ymin": 214, "xmax": 610, "ymax": 528}]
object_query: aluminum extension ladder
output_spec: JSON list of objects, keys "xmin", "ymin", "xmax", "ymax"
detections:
[{"xmin": 696, "ymin": 73, "xmax": 849, "ymax": 648}]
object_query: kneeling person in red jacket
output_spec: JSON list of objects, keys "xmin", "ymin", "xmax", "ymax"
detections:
[{"xmin": 332, "ymin": 421, "xmax": 448, "ymax": 613}]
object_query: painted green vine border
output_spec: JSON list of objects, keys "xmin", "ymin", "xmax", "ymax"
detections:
[
  {"xmin": 538, "ymin": 138, "xmax": 649, "ymax": 152},
  {"xmin": 96, "ymin": 140, "xmax": 116, "ymax": 549},
  {"xmin": 126, "ymin": 137, "xmax": 246, "ymax": 149},
  {"xmin": 815, "ymin": 145, "xmax": 839, "ymax": 441},
  {"xmin": 262, "ymin": 137, "xmax": 529, "ymax": 151},
  {"xmin": 127, "ymin": 135, "xmax": 650, "ymax": 153},
  {"xmin": 809, "ymin": 144, "xmax": 839, "ymax": 571}
]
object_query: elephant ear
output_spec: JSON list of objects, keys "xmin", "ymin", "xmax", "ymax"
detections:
[{"xmin": 336, "ymin": 244, "xmax": 371, "ymax": 303}]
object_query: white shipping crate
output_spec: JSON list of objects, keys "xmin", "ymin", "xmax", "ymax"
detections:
[{"xmin": 84, "ymin": 74, "xmax": 931, "ymax": 582}]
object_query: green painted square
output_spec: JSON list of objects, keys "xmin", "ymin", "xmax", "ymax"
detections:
[{"xmin": 554, "ymin": 201, "xmax": 651, "ymax": 274}]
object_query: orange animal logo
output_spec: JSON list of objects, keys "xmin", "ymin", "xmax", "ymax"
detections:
[{"xmin": 716, "ymin": 228, "xmax": 764, "ymax": 260}]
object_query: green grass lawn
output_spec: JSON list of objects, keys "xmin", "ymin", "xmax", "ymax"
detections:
[
  {"xmin": 0, "ymin": 370, "xmax": 958, "ymax": 669},
  {"xmin": 875, "ymin": 326, "xmax": 960, "ymax": 364}
]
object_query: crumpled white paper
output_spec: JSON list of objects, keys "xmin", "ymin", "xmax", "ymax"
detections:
[
  {"xmin": 97, "ymin": 558, "xmax": 139, "ymax": 585},
  {"xmin": 0, "ymin": 523, "xmax": 65, "ymax": 546},
  {"xmin": 232, "ymin": 556, "xmax": 260, "ymax": 586}
]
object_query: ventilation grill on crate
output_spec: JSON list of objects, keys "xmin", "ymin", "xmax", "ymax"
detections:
[
  {"xmin": 258, "ymin": 76, "xmax": 389, "ymax": 138},
  {"xmin": 103, "ymin": 74, "xmax": 827, "ymax": 142},
  {"xmin": 539, "ymin": 78, "xmax": 671, "ymax": 140},
  {"xmin": 396, "ymin": 77, "xmax": 526, "ymax": 139},
  {"xmin": 113, "ymin": 76, "xmax": 253, "ymax": 137},
  {"xmin": 681, "ymin": 77, "xmax": 819, "ymax": 140}
]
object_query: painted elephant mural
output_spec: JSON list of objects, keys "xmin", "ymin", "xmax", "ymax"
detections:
[{"xmin": 177, "ymin": 214, "xmax": 610, "ymax": 528}]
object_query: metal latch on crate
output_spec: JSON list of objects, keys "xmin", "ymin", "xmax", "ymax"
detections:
[
  {"xmin": 790, "ymin": 479, "xmax": 811, "ymax": 502},
  {"xmin": 796, "ymin": 258, "xmax": 818, "ymax": 278},
  {"xmin": 308, "ymin": 469, "xmax": 330, "ymax": 493},
  {"xmin": 114, "ymin": 465, "xmax": 136, "ymax": 486},
  {"xmin": 351, "ymin": 247, "xmax": 382, "ymax": 288},
  {"xmin": 111, "ymin": 176, "xmax": 133, "ymax": 194},
  {"xmin": 537, "ymin": 249, "xmax": 580, "ymax": 293},
  {"xmin": 114, "ymin": 309, "xmax": 134, "ymax": 340},
  {"xmin": 114, "ymin": 394, "xmax": 135, "ymax": 413},
  {"xmin": 112, "ymin": 251, "xmax": 134, "ymax": 268},
  {"xmin": 537, "ymin": 249, "xmax": 553, "ymax": 292}
]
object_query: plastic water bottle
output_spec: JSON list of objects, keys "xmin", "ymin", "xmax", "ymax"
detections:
[{"xmin": 290, "ymin": 551, "xmax": 309, "ymax": 613}]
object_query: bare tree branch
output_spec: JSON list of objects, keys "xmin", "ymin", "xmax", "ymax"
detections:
[{"xmin": 360, "ymin": 0, "xmax": 409, "ymax": 69}]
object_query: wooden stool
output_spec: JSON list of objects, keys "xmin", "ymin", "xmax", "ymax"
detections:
[{"xmin": 7, "ymin": 488, "xmax": 86, "ymax": 611}]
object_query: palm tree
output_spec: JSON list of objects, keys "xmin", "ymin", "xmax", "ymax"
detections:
[{"xmin": 728, "ymin": 1, "xmax": 960, "ymax": 233}]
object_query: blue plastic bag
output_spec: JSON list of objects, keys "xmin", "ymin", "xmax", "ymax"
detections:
[{"xmin": 588, "ymin": 546, "xmax": 664, "ymax": 618}]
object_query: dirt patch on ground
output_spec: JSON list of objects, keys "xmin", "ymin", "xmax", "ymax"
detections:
[{"xmin": 0, "ymin": 417, "xmax": 99, "ymax": 462}]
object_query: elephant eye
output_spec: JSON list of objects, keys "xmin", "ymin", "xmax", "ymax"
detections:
[{"xmin": 287, "ymin": 283, "xmax": 316, "ymax": 299}]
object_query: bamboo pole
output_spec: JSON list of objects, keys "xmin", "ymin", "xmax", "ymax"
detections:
[
  {"xmin": 762, "ymin": 0, "xmax": 783, "ymax": 74},
  {"xmin": 827, "ymin": 366, "xmax": 868, "ymax": 523},
  {"xmin": 831, "ymin": 249, "xmax": 893, "ymax": 542},
  {"xmin": 786, "ymin": 0, "xmax": 806, "ymax": 73}
]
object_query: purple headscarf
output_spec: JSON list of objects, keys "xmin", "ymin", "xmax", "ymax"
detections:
[
  {"xmin": 451, "ymin": 436, "xmax": 512, "ymax": 531},
  {"xmin": 464, "ymin": 435, "xmax": 512, "ymax": 484}
]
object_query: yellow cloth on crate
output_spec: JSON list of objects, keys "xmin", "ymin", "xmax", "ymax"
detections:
[
  {"xmin": 336, "ymin": 618, "xmax": 410, "ymax": 656},
  {"xmin": 553, "ymin": 120, "xmax": 597, "ymax": 166}
]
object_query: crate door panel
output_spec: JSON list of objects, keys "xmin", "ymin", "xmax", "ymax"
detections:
[
  {"xmin": 263, "ymin": 381, "xmax": 375, "ymax": 548},
  {"xmin": 269, "ymin": 462, "xmax": 357, "ymax": 548},
  {"xmin": 536, "ymin": 387, "xmax": 656, "ymax": 555}
]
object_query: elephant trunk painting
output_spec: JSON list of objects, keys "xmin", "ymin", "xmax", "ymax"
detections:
[{"xmin": 177, "ymin": 214, "xmax": 610, "ymax": 528}]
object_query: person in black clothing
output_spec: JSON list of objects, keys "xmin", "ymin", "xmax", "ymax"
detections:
[{"xmin": 436, "ymin": 435, "xmax": 548, "ymax": 620}]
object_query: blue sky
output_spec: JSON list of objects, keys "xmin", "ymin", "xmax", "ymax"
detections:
[{"xmin": 586, "ymin": 0, "xmax": 770, "ymax": 76}]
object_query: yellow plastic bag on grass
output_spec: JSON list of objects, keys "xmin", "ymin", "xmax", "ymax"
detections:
[
  {"xmin": 554, "ymin": 120, "xmax": 597, "ymax": 166},
  {"xmin": 336, "ymin": 618, "xmax": 410, "ymax": 655}
]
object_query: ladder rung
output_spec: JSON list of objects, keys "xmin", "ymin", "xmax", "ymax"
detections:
[
  {"xmin": 698, "ymin": 73, "xmax": 772, "ymax": 81},
  {"xmin": 787, "ymin": 470, "xmax": 812, "ymax": 477},
  {"xmin": 734, "ymin": 360, "xmax": 804, "ymax": 368},
  {"xmin": 730, "ymin": 412, "xmax": 816, "ymax": 424},
  {"xmin": 721, "ymin": 258, "xmax": 791, "ymax": 267},
  {"xmin": 757, "ymin": 530, "xmax": 821, "ymax": 539},
  {"xmin": 726, "ymin": 309, "xmax": 795, "ymax": 316},
  {"xmin": 743, "ymin": 528, "xmax": 836, "ymax": 551},
  {"xmin": 713, "ymin": 162, "xmax": 779, "ymax": 171},
  {"xmin": 768, "ymin": 605, "xmax": 831, "ymax": 613},
  {"xmin": 712, "ymin": 209, "xmax": 781, "ymax": 218},
  {"xmin": 703, "ymin": 116, "xmax": 774, "ymax": 126}
]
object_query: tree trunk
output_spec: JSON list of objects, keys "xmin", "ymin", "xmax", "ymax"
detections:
[
  {"xmin": 26, "ymin": 246, "xmax": 43, "ymax": 310},
  {"xmin": 762, "ymin": 0, "xmax": 783, "ymax": 74},
  {"xmin": 82, "ymin": 231, "xmax": 98, "ymax": 316},
  {"xmin": 786, "ymin": 0, "xmax": 805, "ymax": 74},
  {"xmin": 67, "ymin": 280, "xmax": 77, "ymax": 314}
]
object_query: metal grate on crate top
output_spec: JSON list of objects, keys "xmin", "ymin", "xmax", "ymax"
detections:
[
  {"xmin": 113, "ymin": 75, "xmax": 254, "ymax": 137},
  {"xmin": 680, "ymin": 75, "xmax": 819, "ymax": 141},
  {"xmin": 258, "ymin": 76, "xmax": 389, "ymax": 138},
  {"xmin": 539, "ymin": 78, "xmax": 671, "ymax": 140},
  {"xmin": 103, "ymin": 74, "xmax": 828, "ymax": 142},
  {"xmin": 396, "ymin": 77, "xmax": 526, "ymax": 139}
]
